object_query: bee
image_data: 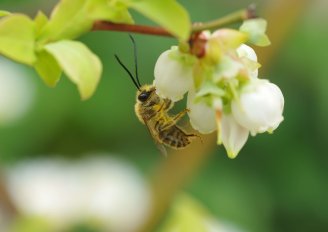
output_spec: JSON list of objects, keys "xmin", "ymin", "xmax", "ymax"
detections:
[{"xmin": 114, "ymin": 35, "xmax": 199, "ymax": 155}]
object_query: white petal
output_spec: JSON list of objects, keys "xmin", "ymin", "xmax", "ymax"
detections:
[
  {"xmin": 237, "ymin": 44, "xmax": 258, "ymax": 79},
  {"xmin": 213, "ymin": 55, "xmax": 243, "ymax": 81},
  {"xmin": 237, "ymin": 44, "xmax": 257, "ymax": 62},
  {"xmin": 231, "ymin": 79, "xmax": 284, "ymax": 135},
  {"xmin": 220, "ymin": 113, "xmax": 249, "ymax": 159},
  {"xmin": 187, "ymin": 89, "xmax": 217, "ymax": 134},
  {"xmin": 154, "ymin": 49, "xmax": 193, "ymax": 102}
]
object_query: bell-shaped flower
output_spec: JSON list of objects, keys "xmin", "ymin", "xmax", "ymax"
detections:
[
  {"xmin": 187, "ymin": 88, "xmax": 217, "ymax": 134},
  {"xmin": 218, "ymin": 113, "xmax": 249, "ymax": 159},
  {"xmin": 237, "ymin": 44, "xmax": 259, "ymax": 79},
  {"xmin": 231, "ymin": 79, "xmax": 284, "ymax": 135},
  {"xmin": 154, "ymin": 48, "xmax": 194, "ymax": 102}
]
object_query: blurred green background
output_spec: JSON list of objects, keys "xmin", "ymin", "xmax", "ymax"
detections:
[{"xmin": 0, "ymin": 0, "xmax": 328, "ymax": 232}]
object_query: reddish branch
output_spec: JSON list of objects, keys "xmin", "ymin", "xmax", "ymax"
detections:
[
  {"xmin": 92, "ymin": 5, "xmax": 257, "ymax": 38},
  {"xmin": 92, "ymin": 21, "xmax": 173, "ymax": 37}
]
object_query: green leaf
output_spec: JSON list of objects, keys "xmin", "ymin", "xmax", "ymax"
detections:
[
  {"xmin": 44, "ymin": 40, "xmax": 102, "ymax": 100},
  {"xmin": 39, "ymin": 0, "xmax": 94, "ymax": 41},
  {"xmin": 128, "ymin": 0, "xmax": 191, "ymax": 41},
  {"xmin": 11, "ymin": 216, "xmax": 51, "ymax": 232},
  {"xmin": 89, "ymin": 0, "xmax": 133, "ymax": 24},
  {"xmin": 34, "ymin": 50, "xmax": 62, "ymax": 87},
  {"xmin": 39, "ymin": 0, "xmax": 134, "ymax": 42},
  {"xmin": 0, "ymin": 10, "xmax": 11, "ymax": 17},
  {"xmin": 0, "ymin": 14, "xmax": 36, "ymax": 64},
  {"xmin": 239, "ymin": 18, "xmax": 271, "ymax": 47},
  {"xmin": 160, "ymin": 194, "xmax": 211, "ymax": 232},
  {"xmin": 34, "ymin": 11, "xmax": 48, "ymax": 37}
]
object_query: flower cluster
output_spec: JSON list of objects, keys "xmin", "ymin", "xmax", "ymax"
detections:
[{"xmin": 154, "ymin": 19, "xmax": 284, "ymax": 158}]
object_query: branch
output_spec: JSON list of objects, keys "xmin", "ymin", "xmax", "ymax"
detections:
[{"xmin": 92, "ymin": 5, "xmax": 257, "ymax": 37}]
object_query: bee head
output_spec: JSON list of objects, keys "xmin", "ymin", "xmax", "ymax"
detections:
[
  {"xmin": 137, "ymin": 85, "xmax": 156, "ymax": 102},
  {"xmin": 138, "ymin": 91, "xmax": 150, "ymax": 102}
]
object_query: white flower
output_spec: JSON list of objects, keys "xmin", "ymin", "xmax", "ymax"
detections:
[
  {"xmin": 154, "ymin": 49, "xmax": 193, "ymax": 101},
  {"xmin": 5, "ymin": 155, "xmax": 150, "ymax": 231},
  {"xmin": 187, "ymin": 89, "xmax": 217, "ymax": 134},
  {"xmin": 237, "ymin": 44, "xmax": 259, "ymax": 79},
  {"xmin": 213, "ymin": 55, "xmax": 243, "ymax": 81},
  {"xmin": 231, "ymin": 79, "xmax": 284, "ymax": 135},
  {"xmin": 237, "ymin": 44, "xmax": 257, "ymax": 62},
  {"xmin": 0, "ymin": 58, "xmax": 35, "ymax": 125},
  {"xmin": 218, "ymin": 113, "xmax": 249, "ymax": 159}
]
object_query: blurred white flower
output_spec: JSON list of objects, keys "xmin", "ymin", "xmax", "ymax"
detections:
[
  {"xmin": 5, "ymin": 155, "xmax": 150, "ymax": 231},
  {"xmin": 231, "ymin": 79, "xmax": 284, "ymax": 135},
  {"xmin": 5, "ymin": 159, "xmax": 80, "ymax": 227},
  {"xmin": 0, "ymin": 58, "xmax": 35, "ymax": 125},
  {"xmin": 154, "ymin": 48, "xmax": 194, "ymax": 102},
  {"xmin": 75, "ymin": 156, "xmax": 150, "ymax": 232}
]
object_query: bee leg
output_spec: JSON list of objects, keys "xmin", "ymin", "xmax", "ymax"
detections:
[
  {"xmin": 163, "ymin": 99, "xmax": 173, "ymax": 111},
  {"xmin": 173, "ymin": 108, "xmax": 190, "ymax": 122},
  {"xmin": 160, "ymin": 108, "xmax": 190, "ymax": 131},
  {"xmin": 188, "ymin": 133, "xmax": 203, "ymax": 144},
  {"xmin": 156, "ymin": 100, "xmax": 173, "ymax": 114}
]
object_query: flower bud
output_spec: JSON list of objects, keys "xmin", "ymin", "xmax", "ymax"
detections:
[
  {"xmin": 154, "ymin": 49, "xmax": 193, "ymax": 102},
  {"xmin": 231, "ymin": 79, "xmax": 284, "ymax": 135}
]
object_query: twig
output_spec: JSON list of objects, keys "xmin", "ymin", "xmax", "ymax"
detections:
[{"xmin": 92, "ymin": 5, "xmax": 257, "ymax": 37}]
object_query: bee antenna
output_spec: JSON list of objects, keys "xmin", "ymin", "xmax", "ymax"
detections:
[
  {"xmin": 129, "ymin": 34, "xmax": 142, "ymax": 87},
  {"xmin": 114, "ymin": 54, "xmax": 140, "ymax": 90}
]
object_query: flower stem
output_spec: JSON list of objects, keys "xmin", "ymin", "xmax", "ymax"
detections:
[
  {"xmin": 92, "ymin": 5, "xmax": 257, "ymax": 37},
  {"xmin": 192, "ymin": 4, "xmax": 256, "ymax": 32}
]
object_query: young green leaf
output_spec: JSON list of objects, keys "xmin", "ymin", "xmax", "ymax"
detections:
[
  {"xmin": 0, "ymin": 10, "xmax": 11, "ymax": 17},
  {"xmin": 0, "ymin": 14, "xmax": 36, "ymax": 65},
  {"xmin": 39, "ymin": 0, "xmax": 134, "ymax": 42},
  {"xmin": 34, "ymin": 50, "xmax": 62, "ymax": 87},
  {"xmin": 44, "ymin": 40, "xmax": 102, "ymax": 100},
  {"xmin": 89, "ymin": 0, "xmax": 133, "ymax": 24},
  {"xmin": 39, "ymin": 0, "xmax": 94, "ymax": 41},
  {"xmin": 240, "ymin": 18, "xmax": 271, "ymax": 47},
  {"xmin": 34, "ymin": 11, "xmax": 48, "ymax": 37},
  {"xmin": 127, "ymin": 0, "xmax": 191, "ymax": 41}
]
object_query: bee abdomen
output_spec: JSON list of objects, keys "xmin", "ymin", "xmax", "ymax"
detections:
[{"xmin": 159, "ymin": 126, "xmax": 194, "ymax": 149}]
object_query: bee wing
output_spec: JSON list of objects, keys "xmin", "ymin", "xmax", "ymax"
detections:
[{"xmin": 142, "ymin": 118, "xmax": 167, "ymax": 156}]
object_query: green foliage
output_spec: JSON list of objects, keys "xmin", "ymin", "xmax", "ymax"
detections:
[
  {"xmin": 37, "ymin": 0, "xmax": 133, "ymax": 42},
  {"xmin": 0, "ymin": 10, "xmax": 10, "ymax": 17},
  {"xmin": 159, "ymin": 194, "xmax": 213, "ymax": 232},
  {"xmin": 34, "ymin": 50, "xmax": 62, "ymax": 87},
  {"xmin": 10, "ymin": 216, "xmax": 52, "ymax": 232},
  {"xmin": 44, "ymin": 40, "xmax": 102, "ymax": 100},
  {"xmin": 38, "ymin": 0, "xmax": 97, "ymax": 41},
  {"xmin": 240, "ymin": 18, "xmax": 271, "ymax": 47},
  {"xmin": 34, "ymin": 11, "xmax": 48, "ymax": 37},
  {"xmin": 0, "ymin": 14, "xmax": 36, "ymax": 64},
  {"xmin": 0, "ymin": 0, "xmax": 192, "ymax": 100},
  {"xmin": 87, "ymin": 0, "xmax": 133, "ymax": 24},
  {"xmin": 127, "ymin": 0, "xmax": 191, "ymax": 41}
]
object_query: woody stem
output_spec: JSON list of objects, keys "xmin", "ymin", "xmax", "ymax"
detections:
[{"xmin": 92, "ymin": 5, "xmax": 256, "ymax": 37}]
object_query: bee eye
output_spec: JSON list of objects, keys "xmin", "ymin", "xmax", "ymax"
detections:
[{"xmin": 138, "ymin": 92, "xmax": 150, "ymax": 102}]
